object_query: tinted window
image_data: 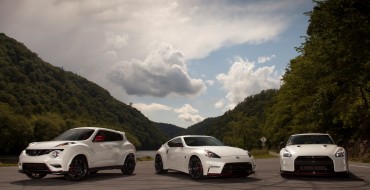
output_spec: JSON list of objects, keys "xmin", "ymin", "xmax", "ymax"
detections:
[
  {"xmin": 184, "ymin": 137, "xmax": 224, "ymax": 146},
  {"xmin": 287, "ymin": 135, "xmax": 334, "ymax": 145},
  {"xmin": 167, "ymin": 138, "xmax": 183, "ymax": 147},
  {"xmin": 93, "ymin": 130, "xmax": 123, "ymax": 142},
  {"xmin": 54, "ymin": 129, "xmax": 94, "ymax": 141}
]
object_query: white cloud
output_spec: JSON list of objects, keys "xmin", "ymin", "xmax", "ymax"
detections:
[
  {"xmin": 205, "ymin": 80, "xmax": 214, "ymax": 86},
  {"xmin": 0, "ymin": 0, "xmax": 292, "ymax": 83},
  {"xmin": 214, "ymin": 99, "xmax": 225, "ymax": 109},
  {"xmin": 178, "ymin": 113, "xmax": 204, "ymax": 123},
  {"xmin": 108, "ymin": 43, "xmax": 206, "ymax": 97},
  {"xmin": 258, "ymin": 54, "xmax": 276, "ymax": 64},
  {"xmin": 0, "ymin": 0, "xmax": 310, "ymax": 127},
  {"xmin": 105, "ymin": 31, "xmax": 129, "ymax": 49},
  {"xmin": 133, "ymin": 103, "xmax": 172, "ymax": 112},
  {"xmin": 175, "ymin": 104, "xmax": 204, "ymax": 123},
  {"xmin": 217, "ymin": 57, "xmax": 281, "ymax": 109}
]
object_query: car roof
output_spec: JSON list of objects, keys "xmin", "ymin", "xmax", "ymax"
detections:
[
  {"xmin": 168, "ymin": 135, "xmax": 213, "ymax": 141},
  {"xmin": 71, "ymin": 127, "xmax": 125, "ymax": 135},
  {"xmin": 177, "ymin": 135, "xmax": 212, "ymax": 138},
  {"xmin": 291, "ymin": 133, "xmax": 329, "ymax": 136}
]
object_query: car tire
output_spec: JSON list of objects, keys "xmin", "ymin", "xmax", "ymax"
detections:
[
  {"xmin": 89, "ymin": 171, "xmax": 98, "ymax": 174},
  {"xmin": 64, "ymin": 156, "xmax": 88, "ymax": 181},
  {"xmin": 121, "ymin": 153, "xmax": 136, "ymax": 175},
  {"xmin": 26, "ymin": 173, "xmax": 47, "ymax": 179},
  {"xmin": 280, "ymin": 170, "xmax": 289, "ymax": 178},
  {"xmin": 188, "ymin": 156, "xmax": 203, "ymax": 180},
  {"xmin": 155, "ymin": 154, "xmax": 168, "ymax": 174}
]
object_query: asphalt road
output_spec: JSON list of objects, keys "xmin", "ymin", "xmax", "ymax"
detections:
[{"xmin": 1, "ymin": 158, "xmax": 369, "ymax": 190}]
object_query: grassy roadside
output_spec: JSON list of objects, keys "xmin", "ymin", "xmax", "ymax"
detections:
[
  {"xmin": 251, "ymin": 149, "xmax": 278, "ymax": 159},
  {"xmin": 0, "ymin": 157, "xmax": 18, "ymax": 167}
]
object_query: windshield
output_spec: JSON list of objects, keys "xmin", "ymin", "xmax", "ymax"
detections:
[
  {"xmin": 287, "ymin": 135, "xmax": 335, "ymax": 145},
  {"xmin": 54, "ymin": 129, "xmax": 95, "ymax": 141},
  {"xmin": 184, "ymin": 136, "xmax": 224, "ymax": 146}
]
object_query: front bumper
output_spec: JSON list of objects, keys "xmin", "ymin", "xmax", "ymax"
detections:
[
  {"xmin": 280, "ymin": 155, "xmax": 348, "ymax": 175},
  {"xmin": 18, "ymin": 151, "xmax": 67, "ymax": 174},
  {"xmin": 204, "ymin": 156, "xmax": 256, "ymax": 176}
]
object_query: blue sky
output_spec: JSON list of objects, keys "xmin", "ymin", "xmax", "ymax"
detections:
[{"xmin": 0, "ymin": 0, "xmax": 314, "ymax": 128}]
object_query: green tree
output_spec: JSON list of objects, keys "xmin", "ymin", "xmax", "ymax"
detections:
[
  {"xmin": 263, "ymin": 0, "xmax": 370, "ymax": 156},
  {"xmin": 0, "ymin": 103, "xmax": 33, "ymax": 154}
]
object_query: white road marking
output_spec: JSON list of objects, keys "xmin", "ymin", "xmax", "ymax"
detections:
[{"xmin": 349, "ymin": 164, "xmax": 370, "ymax": 169}]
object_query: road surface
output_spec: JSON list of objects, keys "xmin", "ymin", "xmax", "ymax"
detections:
[{"xmin": 1, "ymin": 158, "xmax": 369, "ymax": 189}]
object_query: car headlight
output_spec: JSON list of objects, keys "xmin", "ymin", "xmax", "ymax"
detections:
[
  {"xmin": 205, "ymin": 150, "xmax": 221, "ymax": 158},
  {"xmin": 335, "ymin": 148, "xmax": 345, "ymax": 157},
  {"xmin": 282, "ymin": 149, "xmax": 292, "ymax": 157},
  {"xmin": 50, "ymin": 150, "xmax": 63, "ymax": 158}
]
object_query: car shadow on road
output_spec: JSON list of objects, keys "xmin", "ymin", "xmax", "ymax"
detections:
[
  {"xmin": 281, "ymin": 172, "xmax": 364, "ymax": 182},
  {"xmin": 162, "ymin": 171, "xmax": 261, "ymax": 183},
  {"xmin": 11, "ymin": 173, "xmax": 136, "ymax": 186}
]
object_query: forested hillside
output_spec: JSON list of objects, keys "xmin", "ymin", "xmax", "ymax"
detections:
[
  {"xmin": 154, "ymin": 122, "xmax": 186, "ymax": 140},
  {"xmin": 0, "ymin": 33, "xmax": 166, "ymax": 154},
  {"xmin": 186, "ymin": 0, "xmax": 370, "ymax": 161},
  {"xmin": 186, "ymin": 90, "xmax": 278, "ymax": 150}
]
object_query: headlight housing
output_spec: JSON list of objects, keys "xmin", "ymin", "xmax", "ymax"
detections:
[
  {"xmin": 335, "ymin": 147, "xmax": 345, "ymax": 157},
  {"xmin": 50, "ymin": 150, "xmax": 63, "ymax": 158},
  {"xmin": 282, "ymin": 149, "xmax": 292, "ymax": 157},
  {"xmin": 205, "ymin": 150, "xmax": 221, "ymax": 158}
]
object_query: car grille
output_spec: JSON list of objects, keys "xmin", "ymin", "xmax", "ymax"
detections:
[
  {"xmin": 294, "ymin": 156, "xmax": 334, "ymax": 173},
  {"xmin": 222, "ymin": 162, "xmax": 253, "ymax": 175},
  {"xmin": 26, "ymin": 149, "xmax": 52, "ymax": 156},
  {"xmin": 22, "ymin": 163, "xmax": 50, "ymax": 172}
]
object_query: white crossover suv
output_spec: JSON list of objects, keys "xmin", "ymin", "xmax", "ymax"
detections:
[
  {"xmin": 155, "ymin": 135, "xmax": 256, "ymax": 179},
  {"xmin": 18, "ymin": 127, "xmax": 136, "ymax": 181},
  {"xmin": 280, "ymin": 133, "xmax": 349, "ymax": 177}
]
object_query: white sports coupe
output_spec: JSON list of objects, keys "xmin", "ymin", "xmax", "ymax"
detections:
[
  {"xmin": 18, "ymin": 127, "xmax": 136, "ymax": 181},
  {"xmin": 279, "ymin": 133, "xmax": 349, "ymax": 177},
  {"xmin": 154, "ymin": 135, "xmax": 256, "ymax": 179}
]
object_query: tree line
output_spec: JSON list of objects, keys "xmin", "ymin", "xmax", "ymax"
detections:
[
  {"xmin": 0, "ymin": 33, "xmax": 166, "ymax": 154},
  {"xmin": 187, "ymin": 0, "xmax": 369, "ymax": 161}
]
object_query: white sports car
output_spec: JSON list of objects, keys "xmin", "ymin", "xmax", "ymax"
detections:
[
  {"xmin": 154, "ymin": 135, "xmax": 256, "ymax": 179},
  {"xmin": 279, "ymin": 133, "xmax": 349, "ymax": 177},
  {"xmin": 18, "ymin": 127, "xmax": 136, "ymax": 181}
]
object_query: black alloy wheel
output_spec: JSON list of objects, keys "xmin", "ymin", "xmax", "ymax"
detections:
[
  {"xmin": 64, "ymin": 156, "xmax": 88, "ymax": 181},
  {"xmin": 155, "ymin": 154, "xmax": 168, "ymax": 174},
  {"xmin": 121, "ymin": 153, "xmax": 136, "ymax": 175},
  {"xmin": 188, "ymin": 156, "xmax": 203, "ymax": 180},
  {"xmin": 26, "ymin": 173, "xmax": 47, "ymax": 179}
]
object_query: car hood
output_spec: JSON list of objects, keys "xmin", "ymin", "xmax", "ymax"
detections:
[
  {"xmin": 285, "ymin": 144, "xmax": 339, "ymax": 156},
  {"xmin": 26, "ymin": 141, "xmax": 78, "ymax": 149},
  {"xmin": 200, "ymin": 146, "xmax": 248, "ymax": 157}
]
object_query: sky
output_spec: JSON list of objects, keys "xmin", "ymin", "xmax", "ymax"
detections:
[{"xmin": 0, "ymin": 0, "xmax": 314, "ymax": 128}]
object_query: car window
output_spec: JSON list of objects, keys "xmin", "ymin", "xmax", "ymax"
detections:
[
  {"xmin": 167, "ymin": 138, "xmax": 183, "ymax": 147},
  {"xmin": 53, "ymin": 129, "xmax": 94, "ymax": 141},
  {"xmin": 287, "ymin": 135, "xmax": 334, "ymax": 145},
  {"xmin": 184, "ymin": 137, "xmax": 224, "ymax": 146},
  {"xmin": 93, "ymin": 130, "xmax": 123, "ymax": 142}
]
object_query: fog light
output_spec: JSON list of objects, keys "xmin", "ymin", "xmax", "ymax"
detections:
[{"xmin": 50, "ymin": 164, "xmax": 62, "ymax": 168}]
